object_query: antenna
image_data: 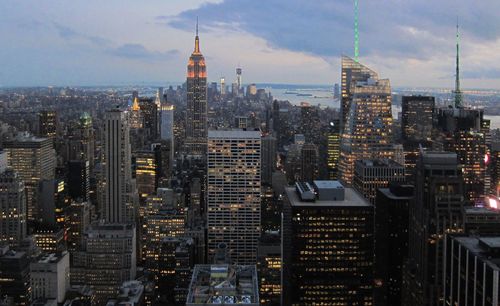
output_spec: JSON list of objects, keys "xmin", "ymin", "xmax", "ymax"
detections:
[
  {"xmin": 354, "ymin": 0, "xmax": 359, "ymax": 62},
  {"xmin": 454, "ymin": 18, "xmax": 462, "ymax": 108},
  {"xmin": 196, "ymin": 16, "xmax": 199, "ymax": 36}
]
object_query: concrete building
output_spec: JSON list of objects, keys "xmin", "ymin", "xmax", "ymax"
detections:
[
  {"xmin": 207, "ymin": 130, "xmax": 261, "ymax": 264},
  {"xmin": 31, "ymin": 252, "xmax": 70, "ymax": 304},
  {"xmin": 72, "ymin": 223, "xmax": 137, "ymax": 304},
  {"xmin": 101, "ymin": 109, "xmax": 136, "ymax": 224}
]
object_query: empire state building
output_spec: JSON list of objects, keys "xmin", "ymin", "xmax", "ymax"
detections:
[{"xmin": 185, "ymin": 21, "xmax": 208, "ymax": 156}]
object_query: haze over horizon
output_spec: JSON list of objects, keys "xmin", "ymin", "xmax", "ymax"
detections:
[{"xmin": 1, "ymin": 0, "xmax": 500, "ymax": 89}]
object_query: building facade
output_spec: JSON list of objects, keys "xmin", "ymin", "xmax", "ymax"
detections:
[{"xmin": 207, "ymin": 130, "xmax": 261, "ymax": 264}]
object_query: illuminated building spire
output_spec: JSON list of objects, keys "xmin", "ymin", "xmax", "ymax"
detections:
[
  {"xmin": 454, "ymin": 19, "xmax": 463, "ymax": 108},
  {"xmin": 194, "ymin": 17, "xmax": 200, "ymax": 54},
  {"xmin": 354, "ymin": 0, "xmax": 359, "ymax": 62}
]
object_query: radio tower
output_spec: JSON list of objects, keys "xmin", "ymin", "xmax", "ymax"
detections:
[
  {"xmin": 453, "ymin": 20, "xmax": 463, "ymax": 108},
  {"xmin": 354, "ymin": 0, "xmax": 359, "ymax": 62}
]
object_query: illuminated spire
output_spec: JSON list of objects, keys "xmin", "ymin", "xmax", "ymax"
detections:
[
  {"xmin": 454, "ymin": 19, "xmax": 463, "ymax": 108},
  {"xmin": 354, "ymin": 0, "xmax": 359, "ymax": 62},
  {"xmin": 132, "ymin": 97, "xmax": 140, "ymax": 111},
  {"xmin": 194, "ymin": 17, "xmax": 201, "ymax": 54}
]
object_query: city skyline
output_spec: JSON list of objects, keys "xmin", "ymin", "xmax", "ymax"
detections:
[{"xmin": 1, "ymin": 1, "xmax": 500, "ymax": 88}]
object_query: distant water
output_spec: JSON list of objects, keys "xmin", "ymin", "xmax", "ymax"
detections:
[
  {"xmin": 485, "ymin": 115, "xmax": 500, "ymax": 130},
  {"xmin": 268, "ymin": 86, "xmax": 338, "ymax": 108}
]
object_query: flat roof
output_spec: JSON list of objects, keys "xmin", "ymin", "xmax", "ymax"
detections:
[
  {"xmin": 208, "ymin": 130, "xmax": 261, "ymax": 139},
  {"xmin": 377, "ymin": 188, "xmax": 413, "ymax": 200},
  {"xmin": 313, "ymin": 180, "xmax": 344, "ymax": 189},
  {"xmin": 453, "ymin": 236, "xmax": 500, "ymax": 270},
  {"xmin": 285, "ymin": 186, "xmax": 371, "ymax": 207},
  {"xmin": 186, "ymin": 264, "xmax": 259, "ymax": 305}
]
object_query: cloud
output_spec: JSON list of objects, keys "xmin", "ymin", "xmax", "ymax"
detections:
[
  {"xmin": 107, "ymin": 43, "xmax": 180, "ymax": 61},
  {"xmin": 168, "ymin": 0, "xmax": 500, "ymax": 62},
  {"xmin": 53, "ymin": 22, "xmax": 111, "ymax": 46},
  {"xmin": 463, "ymin": 68, "xmax": 500, "ymax": 79}
]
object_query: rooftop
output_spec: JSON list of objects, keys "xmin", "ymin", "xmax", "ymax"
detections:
[
  {"xmin": 453, "ymin": 236, "xmax": 500, "ymax": 270},
  {"xmin": 208, "ymin": 130, "xmax": 261, "ymax": 139},
  {"xmin": 186, "ymin": 264, "xmax": 259, "ymax": 306},
  {"xmin": 286, "ymin": 185, "xmax": 370, "ymax": 207},
  {"xmin": 356, "ymin": 159, "xmax": 403, "ymax": 168}
]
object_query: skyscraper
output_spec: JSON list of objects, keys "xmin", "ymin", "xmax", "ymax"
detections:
[
  {"xmin": 375, "ymin": 184, "xmax": 413, "ymax": 306},
  {"xmin": 0, "ymin": 169, "xmax": 27, "ymax": 248},
  {"xmin": 401, "ymin": 95, "xmax": 435, "ymax": 141},
  {"xmin": 282, "ymin": 181, "xmax": 374, "ymax": 305},
  {"xmin": 261, "ymin": 135, "xmax": 277, "ymax": 185},
  {"xmin": 236, "ymin": 66, "xmax": 242, "ymax": 92},
  {"xmin": 207, "ymin": 130, "xmax": 261, "ymax": 264},
  {"xmin": 101, "ymin": 109, "xmax": 136, "ymax": 224},
  {"xmin": 340, "ymin": 55, "xmax": 378, "ymax": 132},
  {"xmin": 38, "ymin": 110, "xmax": 58, "ymax": 138},
  {"xmin": 185, "ymin": 21, "xmax": 208, "ymax": 156},
  {"xmin": 353, "ymin": 159, "xmax": 405, "ymax": 204},
  {"xmin": 327, "ymin": 120, "xmax": 341, "ymax": 180},
  {"xmin": 220, "ymin": 77, "xmax": 226, "ymax": 96},
  {"xmin": 72, "ymin": 223, "xmax": 136, "ymax": 304},
  {"xmin": 4, "ymin": 135, "xmax": 55, "ymax": 221},
  {"xmin": 339, "ymin": 56, "xmax": 394, "ymax": 185},
  {"xmin": 404, "ymin": 151, "xmax": 465, "ymax": 306}
]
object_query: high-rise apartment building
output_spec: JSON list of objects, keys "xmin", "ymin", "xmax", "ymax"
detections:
[
  {"xmin": 101, "ymin": 109, "xmax": 136, "ymax": 224},
  {"xmin": 282, "ymin": 181, "xmax": 374, "ymax": 305},
  {"xmin": 404, "ymin": 151, "xmax": 465, "ymax": 306},
  {"xmin": 4, "ymin": 135, "xmax": 55, "ymax": 221},
  {"xmin": 0, "ymin": 169, "xmax": 27, "ymax": 248},
  {"xmin": 185, "ymin": 22, "xmax": 208, "ymax": 156},
  {"xmin": 401, "ymin": 96, "xmax": 435, "ymax": 141},
  {"xmin": 339, "ymin": 56, "xmax": 394, "ymax": 185},
  {"xmin": 207, "ymin": 130, "xmax": 261, "ymax": 264}
]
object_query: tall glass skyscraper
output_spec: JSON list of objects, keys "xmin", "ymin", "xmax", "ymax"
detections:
[{"xmin": 339, "ymin": 56, "xmax": 394, "ymax": 185}]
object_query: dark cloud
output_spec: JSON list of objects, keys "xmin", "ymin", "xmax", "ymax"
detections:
[
  {"xmin": 168, "ymin": 0, "xmax": 500, "ymax": 61},
  {"xmin": 107, "ymin": 43, "xmax": 180, "ymax": 61}
]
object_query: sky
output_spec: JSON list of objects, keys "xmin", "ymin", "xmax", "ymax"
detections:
[{"xmin": 1, "ymin": 0, "xmax": 500, "ymax": 88}]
